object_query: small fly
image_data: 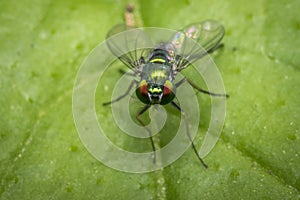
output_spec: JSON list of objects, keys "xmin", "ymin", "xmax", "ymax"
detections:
[{"xmin": 103, "ymin": 20, "xmax": 229, "ymax": 168}]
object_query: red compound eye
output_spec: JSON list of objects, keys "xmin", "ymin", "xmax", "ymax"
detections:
[
  {"xmin": 136, "ymin": 80, "xmax": 150, "ymax": 104},
  {"xmin": 161, "ymin": 80, "xmax": 176, "ymax": 105},
  {"xmin": 163, "ymin": 84, "xmax": 172, "ymax": 97}
]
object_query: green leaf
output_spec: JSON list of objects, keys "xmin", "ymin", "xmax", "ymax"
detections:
[{"xmin": 1, "ymin": 0, "xmax": 299, "ymax": 199}]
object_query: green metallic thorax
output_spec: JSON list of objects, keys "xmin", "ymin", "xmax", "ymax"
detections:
[{"xmin": 140, "ymin": 63, "xmax": 172, "ymax": 85}]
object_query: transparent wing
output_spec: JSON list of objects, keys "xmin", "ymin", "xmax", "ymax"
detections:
[
  {"xmin": 169, "ymin": 20, "xmax": 225, "ymax": 71},
  {"xmin": 106, "ymin": 24, "xmax": 153, "ymax": 72}
]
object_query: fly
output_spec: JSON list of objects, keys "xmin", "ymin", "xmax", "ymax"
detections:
[{"xmin": 103, "ymin": 20, "xmax": 229, "ymax": 168}]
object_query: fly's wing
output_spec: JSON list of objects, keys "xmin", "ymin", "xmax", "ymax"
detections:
[
  {"xmin": 169, "ymin": 20, "xmax": 225, "ymax": 71},
  {"xmin": 106, "ymin": 24, "xmax": 153, "ymax": 72}
]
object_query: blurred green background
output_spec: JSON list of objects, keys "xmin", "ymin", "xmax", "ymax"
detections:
[{"xmin": 0, "ymin": 0, "xmax": 299, "ymax": 199}]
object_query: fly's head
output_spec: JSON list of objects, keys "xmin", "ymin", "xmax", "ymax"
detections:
[{"xmin": 136, "ymin": 80, "xmax": 176, "ymax": 105}]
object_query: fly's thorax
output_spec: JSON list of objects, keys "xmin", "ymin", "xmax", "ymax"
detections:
[
  {"xmin": 140, "ymin": 63, "xmax": 173, "ymax": 83},
  {"xmin": 136, "ymin": 79, "xmax": 176, "ymax": 105}
]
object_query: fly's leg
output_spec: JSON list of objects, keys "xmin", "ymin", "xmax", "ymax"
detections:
[
  {"xmin": 176, "ymin": 77, "xmax": 229, "ymax": 98},
  {"xmin": 118, "ymin": 69, "xmax": 136, "ymax": 77},
  {"xmin": 171, "ymin": 101, "xmax": 208, "ymax": 168},
  {"xmin": 136, "ymin": 104, "xmax": 156, "ymax": 163},
  {"xmin": 103, "ymin": 79, "xmax": 156, "ymax": 162},
  {"xmin": 102, "ymin": 80, "xmax": 137, "ymax": 106},
  {"xmin": 207, "ymin": 43, "xmax": 224, "ymax": 54},
  {"xmin": 173, "ymin": 76, "xmax": 228, "ymax": 167}
]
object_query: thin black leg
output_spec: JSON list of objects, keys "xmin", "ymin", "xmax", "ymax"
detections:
[
  {"xmin": 135, "ymin": 104, "xmax": 156, "ymax": 163},
  {"xmin": 171, "ymin": 101, "xmax": 208, "ymax": 168},
  {"xmin": 207, "ymin": 43, "xmax": 224, "ymax": 54},
  {"xmin": 118, "ymin": 69, "xmax": 136, "ymax": 77},
  {"xmin": 102, "ymin": 80, "xmax": 137, "ymax": 106},
  {"xmin": 175, "ymin": 77, "xmax": 229, "ymax": 98}
]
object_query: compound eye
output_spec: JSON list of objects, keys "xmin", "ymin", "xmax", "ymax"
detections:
[
  {"xmin": 161, "ymin": 80, "xmax": 176, "ymax": 105},
  {"xmin": 136, "ymin": 80, "xmax": 150, "ymax": 104}
]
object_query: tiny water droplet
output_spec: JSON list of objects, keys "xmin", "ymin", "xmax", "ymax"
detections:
[
  {"xmin": 104, "ymin": 85, "xmax": 109, "ymax": 91},
  {"xmin": 39, "ymin": 31, "xmax": 48, "ymax": 39}
]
